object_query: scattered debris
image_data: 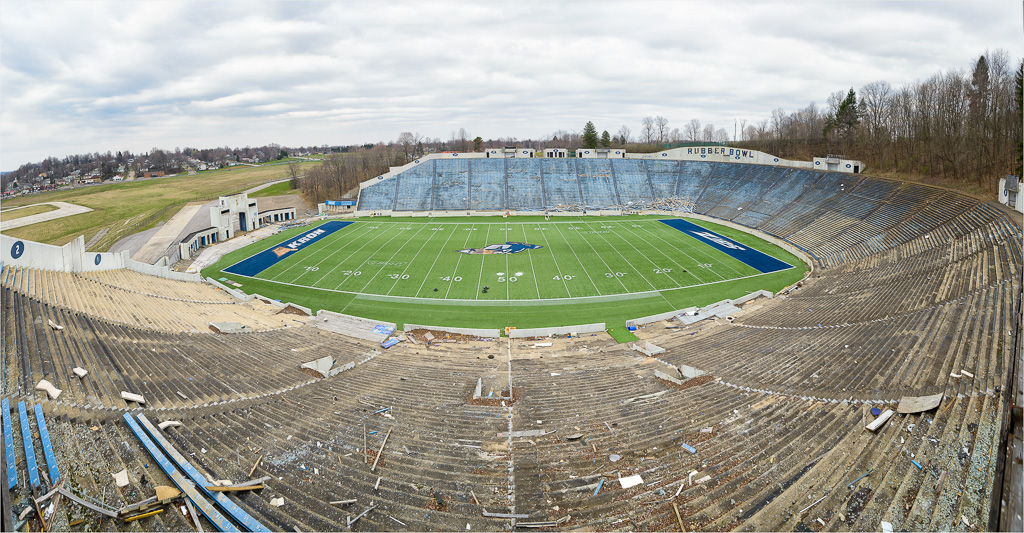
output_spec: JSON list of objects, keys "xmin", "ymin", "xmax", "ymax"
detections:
[
  {"xmin": 960, "ymin": 370, "xmax": 974, "ymax": 378},
  {"xmin": 609, "ymin": 454, "xmax": 621, "ymax": 463},
  {"xmin": 619, "ymin": 475, "xmax": 644, "ymax": 489},
  {"xmin": 72, "ymin": 367, "xmax": 88, "ymax": 378},
  {"xmin": 593, "ymin": 478, "xmax": 605, "ymax": 496},
  {"xmin": 800, "ymin": 494, "xmax": 828, "ymax": 514},
  {"xmin": 482, "ymin": 511, "xmax": 530, "ymax": 519},
  {"xmin": 348, "ymin": 505, "xmax": 377, "ymax": 527},
  {"xmin": 846, "ymin": 469, "xmax": 872, "ymax": 489},
  {"xmin": 270, "ymin": 497, "xmax": 285, "ymax": 507},
  {"xmin": 113, "ymin": 469, "xmax": 130, "ymax": 488},
  {"xmin": 329, "ymin": 499, "xmax": 357, "ymax": 505},
  {"xmin": 371, "ymin": 428, "xmax": 393, "ymax": 472},
  {"xmin": 35, "ymin": 379, "xmax": 62, "ymax": 400},
  {"xmin": 896, "ymin": 393, "xmax": 943, "ymax": 414},
  {"xmin": 158, "ymin": 420, "xmax": 182, "ymax": 430},
  {"xmin": 516, "ymin": 515, "xmax": 571, "ymax": 528},
  {"xmin": 881, "ymin": 520, "xmax": 893, "ymax": 533},
  {"xmin": 865, "ymin": 409, "xmax": 894, "ymax": 432},
  {"xmin": 248, "ymin": 455, "xmax": 263, "ymax": 478},
  {"xmin": 680, "ymin": 443, "xmax": 697, "ymax": 454},
  {"xmin": 121, "ymin": 391, "xmax": 146, "ymax": 404},
  {"xmin": 47, "ymin": 319, "xmax": 64, "ymax": 331},
  {"xmin": 673, "ymin": 503, "xmax": 685, "ymax": 532}
]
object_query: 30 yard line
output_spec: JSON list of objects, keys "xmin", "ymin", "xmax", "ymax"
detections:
[
  {"xmin": 309, "ymin": 224, "xmax": 407, "ymax": 288},
  {"xmin": 610, "ymin": 221, "xmax": 707, "ymax": 285},
  {"xmin": 351, "ymin": 223, "xmax": 431, "ymax": 293},
  {"xmin": 581, "ymin": 221, "xmax": 660, "ymax": 292},
  {"xmin": 555, "ymin": 223, "xmax": 629, "ymax": 293},
  {"xmin": 385, "ymin": 223, "xmax": 455, "ymax": 296},
  {"xmin": 332, "ymin": 224, "xmax": 425, "ymax": 291}
]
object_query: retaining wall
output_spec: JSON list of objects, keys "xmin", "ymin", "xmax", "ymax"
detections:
[
  {"xmin": 404, "ymin": 324, "xmax": 501, "ymax": 338},
  {"xmin": 509, "ymin": 323, "xmax": 605, "ymax": 338}
]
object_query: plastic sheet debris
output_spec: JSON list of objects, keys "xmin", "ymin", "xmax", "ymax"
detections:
[
  {"xmin": 609, "ymin": 454, "xmax": 621, "ymax": 463},
  {"xmin": 113, "ymin": 469, "xmax": 130, "ymax": 488},
  {"xmin": 680, "ymin": 443, "xmax": 697, "ymax": 454},
  {"xmin": 881, "ymin": 520, "xmax": 893, "ymax": 533},
  {"xmin": 618, "ymin": 475, "xmax": 644, "ymax": 489},
  {"xmin": 72, "ymin": 367, "xmax": 88, "ymax": 378},
  {"xmin": 158, "ymin": 421, "xmax": 182, "ymax": 430},
  {"xmin": 270, "ymin": 497, "xmax": 284, "ymax": 507}
]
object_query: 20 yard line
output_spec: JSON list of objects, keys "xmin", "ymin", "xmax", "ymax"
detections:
[
  {"xmin": 336, "ymin": 224, "xmax": 427, "ymax": 291},
  {"xmin": 351, "ymin": 223, "xmax": 431, "ymax": 293}
]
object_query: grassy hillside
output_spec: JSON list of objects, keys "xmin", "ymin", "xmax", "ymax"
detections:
[{"xmin": 1, "ymin": 162, "xmax": 318, "ymax": 250}]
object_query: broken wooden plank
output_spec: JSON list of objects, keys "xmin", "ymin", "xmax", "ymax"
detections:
[
  {"xmin": 482, "ymin": 511, "xmax": 530, "ymax": 519},
  {"xmin": 515, "ymin": 515, "xmax": 571, "ymax": 528},
  {"xmin": 205, "ymin": 485, "xmax": 264, "ymax": 492},
  {"xmin": 896, "ymin": 393, "xmax": 943, "ymax": 414},
  {"xmin": 865, "ymin": 409, "xmax": 894, "ymax": 432},
  {"xmin": 370, "ymin": 428, "xmax": 392, "ymax": 472},
  {"xmin": 124, "ymin": 508, "xmax": 164, "ymax": 522},
  {"xmin": 673, "ymin": 503, "xmax": 685, "ymax": 532},
  {"xmin": 226, "ymin": 476, "xmax": 271, "ymax": 488},
  {"xmin": 247, "ymin": 455, "xmax": 262, "ymax": 478},
  {"xmin": 56, "ymin": 487, "xmax": 118, "ymax": 518}
]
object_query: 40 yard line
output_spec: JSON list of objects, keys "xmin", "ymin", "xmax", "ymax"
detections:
[{"xmin": 413, "ymin": 224, "xmax": 462, "ymax": 296}]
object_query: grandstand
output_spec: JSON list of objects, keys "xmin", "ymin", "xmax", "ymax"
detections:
[{"xmin": 1, "ymin": 153, "xmax": 1020, "ymax": 532}]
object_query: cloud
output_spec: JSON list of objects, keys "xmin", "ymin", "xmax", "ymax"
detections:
[{"xmin": 1, "ymin": 0, "xmax": 1021, "ymax": 169}]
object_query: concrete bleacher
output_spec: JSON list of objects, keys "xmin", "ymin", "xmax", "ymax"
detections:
[
  {"xmin": 540, "ymin": 159, "xmax": 583, "ymax": 208},
  {"xmin": 2, "ymin": 155, "xmax": 1020, "ymax": 531},
  {"xmin": 432, "ymin": 158, "xmax": 470, "ymax": 211}
]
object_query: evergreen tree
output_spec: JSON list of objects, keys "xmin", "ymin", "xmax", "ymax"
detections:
[
  {"xmin": 473, "ymin": 136, "xmax": 483, "ymax": 152},
  {"xmin": 582, "ymin": 121, "xmax": 599, "ymax": 149},
  {"xmin": 600, "ymin": 130, "xmax": 611, "ymax": 147},
  {"xmin": 823, "ymin": 87, "xmax": 861, "ymax": 151}
]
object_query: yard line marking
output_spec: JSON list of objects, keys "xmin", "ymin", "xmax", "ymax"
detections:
[
  {"xmin": 581, "ymin": 221, "xmax": 659, "ymax": 292},
  {"xmin": 308, "ymin": 224, "xmax": 405, "ymax": 288},
  {"xmin": 413, "ymin": 224, "xmax": 461, "ymax": 296},
  {"xmin": 350, "ymin": 222, "xmax": 430, "ymax": 293},
  {"xmin": 268, "ymin": 222, "xmax": 377, "ymax": 282},
  {"xmin": 531, "ymin": 223, "xmax": 574, "ymax": 297},
  {"xmin": 505, "ymin": 224, "xmax": 510, "ymax": 300},
  {"xmin": 552, "ymin": 224, "xmax": 610, "ymax": 295},
  {"xmin": 335, "ymin": 224, "xmax": 426, "ymax": 291},
  {"xmin": 638, "ymin": 220, "xmax": 749, "ymax": 279},
  {"xmin": 444, "ymin": 223, "xmax": 477, "ymax": 299},
  {"xmin": 474, "ymin": 224, "xmax": 492, "ymax": 300},
  {"xmin": 521, "ymin": 224, "xmax": 542, "ymax": 299},
  {"xmin": 278, "ymin": 222, "xmax": 387, "ymax": 284},
  {"xmin": 613, "ymin": 221, "xmax": 707, "ymax": 285},
  {"xmin": 385, "ymin": 223, "xmax": 453, "ymax": 296},
  {"xmin": 622, "ymin": 221, "xmax": 721, "ymax": 283}
]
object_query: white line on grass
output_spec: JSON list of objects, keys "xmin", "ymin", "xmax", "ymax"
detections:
[
  {"xmin": 521, "ymin": 225, "xmax": 541, "ymax": 299},
  {"xmin": 619, "ymin": 221, "xmax": 717, "ymax": 283},
  {"xmin": 311, "ymin": 223, "xmax": 407, "ymax": 288},
  {"xmin": 384, "ymin": 223, "xmax": 454, "ymax": 296},
  {"xmin": 554, "ymin": 223, "xmax": 629, "ymax": 293},
  {"xmin": 273, "ymin": 222, "xmax": 385, "ymax": 283},
  {"xmin": 351, "ymin": 223, "xmax": 431, "ymax": 293},
  {"xmin": 581, "ymin": 221, "xmax": 660, "ymax": 292},
  {"xmin": 613, "ymin": 221, "xmax": 708, "ymax": 285},
  {"xmin": 413, "ymin": 224, "xmax": 461, "ymax": 296},
  {"xmin": 443, "ymin": 223, "xmax": 477, "ymax": 299},
  {"xmin": 473, "ymin": 224, "xmax": 492, "ymax": 300},
  {"xmin": 267, "ymin": 223, "xmax": 376, "ymax": 281},
  {"xmin": 531, "ymin": 223, "xmax": 574, "ymax": 296},
  {"xmin": 632, "ymin": 220, "xmax": 747, "ymax": 280}
]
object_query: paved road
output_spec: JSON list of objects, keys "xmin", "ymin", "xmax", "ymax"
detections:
[{"xmin": 0, "ymin": 202, "xmax": 94, "ymax": 231}]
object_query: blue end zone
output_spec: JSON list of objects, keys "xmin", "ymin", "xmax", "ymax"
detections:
[
  {"xmin": 660, "ymin": 219, "xmax": 793, "ymax": 274},
  {"xmin": 224, "ymin": 220, "xmax": 353, "ymax": 277}
]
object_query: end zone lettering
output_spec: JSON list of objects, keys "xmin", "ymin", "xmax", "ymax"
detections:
[
  {"xmin": 223, "ymin": 220, "xmax": 353, "ymax": 277},
  {"xmin": 690, "ymin": 230, "xmax": 744, "ymax": 250}
]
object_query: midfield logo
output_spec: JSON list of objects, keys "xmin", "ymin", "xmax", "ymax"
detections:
[{"xmin": 457, "ymin": 242, "xmax": 543, "ymax": 255}]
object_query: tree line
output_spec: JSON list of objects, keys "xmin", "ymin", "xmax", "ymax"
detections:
[{"xmin": 740, "ymin": 50, "xmax": 1022, "ymax": 191}]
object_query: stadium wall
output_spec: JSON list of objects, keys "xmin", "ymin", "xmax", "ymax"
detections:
[
  {"xmin": 627, "ymin": 146, "xmax": 815, "ymax": 169},
  {"xmin": 509, "ymin": 323, "xmax": 606, "ymax": 338},
  {"xmin": 404, "ymin": 324, "xmax": 501, "ymax": 338},
  {"xmin": 1, "ymin": 234, "xmax": 203, "ymax": 281}
]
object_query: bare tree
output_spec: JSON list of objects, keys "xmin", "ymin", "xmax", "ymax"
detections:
[
  {"xmin": 616, "ymin": 125, "xmax": 632, "ymax": 144},
  {"xmin": 684, "ymin": 119, "xmax": 702, "ymax": 142},
  {"xmin": 640, "ymin": 116, "xmax": 655, "ymax": 144},
  {"xmin": 654, "ymin": 116, "xmax": 669, "ymax": 143}
]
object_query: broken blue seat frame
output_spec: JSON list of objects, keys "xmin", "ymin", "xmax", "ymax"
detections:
[
  {"xmin": 3, "ymin": 398, "xmax": 17, "ymax": 489},
  {"xmin": 123, "ymin": 413, "xmax": 241, "ymax": 532},
  {"xmin": 136, "ymin": 414, "xmax": 270, "ymax": 533},
  {"xmin": 17, "ymin": 401, "xmax": 39, "ymax": 490},
  {"xmin": 33, "ymin": 404, "xmax": 59, "ymax": 485}
]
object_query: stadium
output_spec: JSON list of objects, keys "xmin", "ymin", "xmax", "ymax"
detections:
[{"xmin": 1, "ymin": 146, "xmax": 1021, "ymax": 532}]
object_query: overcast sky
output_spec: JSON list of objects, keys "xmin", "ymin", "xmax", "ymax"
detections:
[{"xmin": 1, "ymin": 0, "xmax": 1021, "ymax": 170}]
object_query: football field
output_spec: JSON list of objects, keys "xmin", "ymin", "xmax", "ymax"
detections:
[{"xmin": 218, "ymin": 216, "xmax": 797, "ymax": 303}]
